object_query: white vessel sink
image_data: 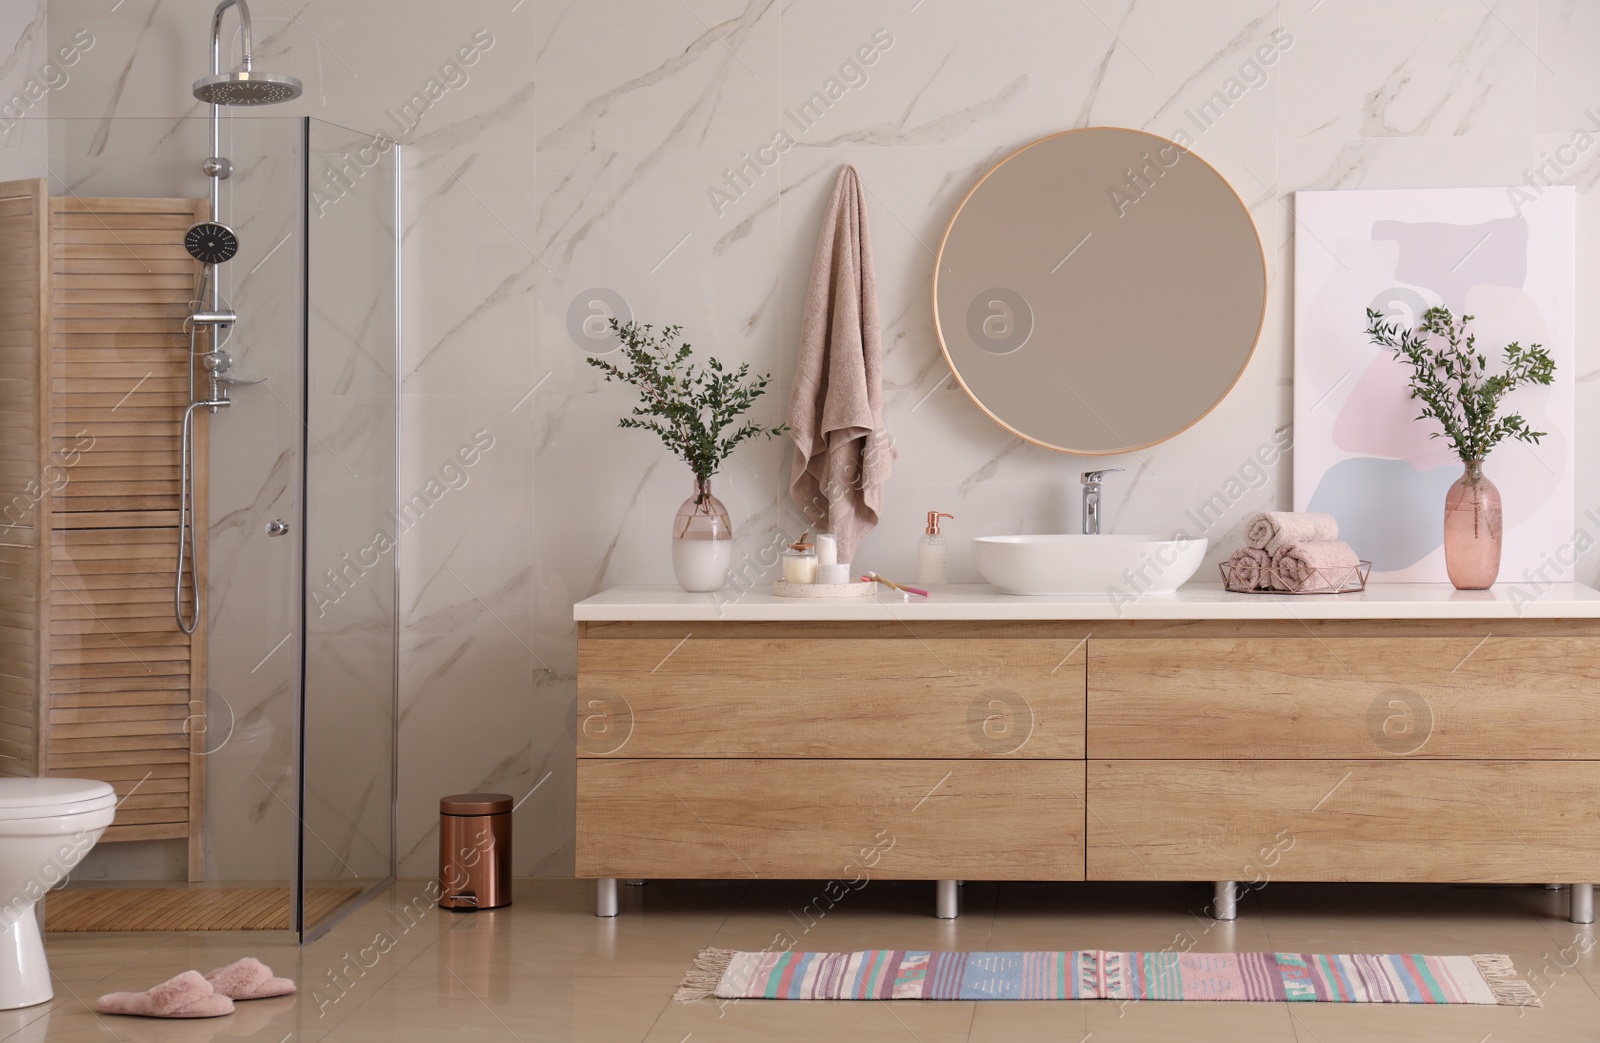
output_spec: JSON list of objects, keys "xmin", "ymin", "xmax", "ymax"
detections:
[{"xmin": 972, "ymin": 534, "xmax": 1208, "ymax": 596}]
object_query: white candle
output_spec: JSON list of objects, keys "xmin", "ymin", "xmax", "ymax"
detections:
[
  {"xmin": 815, "ymin": 534, "xmax": 838, "ymax": 566},
  {"xmin": 782, "ymin": 551, "xmax": 817, "ymax": 584}
]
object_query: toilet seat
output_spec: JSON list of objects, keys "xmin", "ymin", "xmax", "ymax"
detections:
[{"xmin": 0, "ymin": 779, "xmax": 116, "ymax": 821}]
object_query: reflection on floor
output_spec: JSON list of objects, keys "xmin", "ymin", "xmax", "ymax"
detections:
[
  {"xmin": 44, "ymin": 887, "xmax": 362, "ymax": 932},
  {"xmin": 7, "ymin": 879, "xmax": 1598, "ymax": 1041}
]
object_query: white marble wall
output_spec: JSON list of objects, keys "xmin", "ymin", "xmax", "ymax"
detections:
[
  {"xmin": 0, "ymin": 0, "xmax": 48, "ymax": 179},
  {"xmin": 21, "ymin": 0, "xmax": 1600, "ymax": 879}
]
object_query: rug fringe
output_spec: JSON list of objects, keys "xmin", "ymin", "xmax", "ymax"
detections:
[
  {"xmin": 675, "ymin": 947, "xmax": 738, "ymax": 1003},
  {"xmin": 1472, "ymin": 953, "xmax": 1542, "ymax": 1007}
]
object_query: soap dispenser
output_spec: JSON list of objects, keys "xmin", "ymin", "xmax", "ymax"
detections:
[{"xmin": 918, "ymin": 512, "xmax": 955, "ymax": 586}]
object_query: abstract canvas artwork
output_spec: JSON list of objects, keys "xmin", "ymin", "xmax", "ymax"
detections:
[{"xmin": 1293, "ymin": 187, "xmax": 1575, "ymax": 583}]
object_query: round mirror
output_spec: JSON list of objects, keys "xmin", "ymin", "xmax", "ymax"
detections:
[{"xmin": 933, "ymin": 127, "xmax": 1266, "ymax": 455}]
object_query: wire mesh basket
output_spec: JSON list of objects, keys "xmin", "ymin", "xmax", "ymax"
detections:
[{"xmin": 1219, "ymin": 559, "xmax": 1372, "ymax": 594}]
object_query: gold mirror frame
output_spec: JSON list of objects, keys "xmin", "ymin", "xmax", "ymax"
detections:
[{"xmin": 931, "ymin": 127, "xmax": 1267, "ymax": 456}]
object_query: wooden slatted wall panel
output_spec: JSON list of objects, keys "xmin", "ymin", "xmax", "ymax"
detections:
[
  {"xmin": 47, "ymin": 198, "xmax": 208, "ymax": 870},
  {"xmin": 51, "ymin": 198, "xmax": 198, "ymax": 515},
  {"xmin": 49, "ymin": 529, "xmax": 191, "ymax": 839},
  {"xmin": 0, "ymin": 178, "xmax": 48, "ymax": 778}
]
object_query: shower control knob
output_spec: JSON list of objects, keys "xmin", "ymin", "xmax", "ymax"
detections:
[{"xmin": 264, "ymin": 519, "xmax": 290, "ymax": 537}]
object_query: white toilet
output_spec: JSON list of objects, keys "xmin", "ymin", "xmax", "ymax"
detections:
[{"xmin": 0, "ymin": 778, "xmax": 116, "ymax": 1010}]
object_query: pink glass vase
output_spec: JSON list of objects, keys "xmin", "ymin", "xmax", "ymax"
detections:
[
  {"xmin": 671, "ymin": 476, "xmax": 732, "ymax": 593},
  {"xmin": 1442, "ymin": 459, "xmax": 1502, "ymax": 590}
]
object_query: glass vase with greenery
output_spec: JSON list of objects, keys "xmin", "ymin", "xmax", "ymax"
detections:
[
  {"xmin": 1363, "ymin": 305, "xmax": 1556, "ymax": 588},
  {"xmin": 587, "ymin": 320, "xmax": 788, "ymax": 591}
]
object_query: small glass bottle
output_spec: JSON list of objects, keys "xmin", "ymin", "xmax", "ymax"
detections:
[
  {"xmin": 782, "ymin": 536, "xmax": 818, "ymax": 584},
  {"xmin": 917, "ymin": 512, "xmax": 955, "ymax": 586}
]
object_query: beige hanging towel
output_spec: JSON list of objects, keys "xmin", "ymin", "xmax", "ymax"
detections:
[{"xmin": 787, "ymin": 165, "xmax": 894, "ymax": 562}]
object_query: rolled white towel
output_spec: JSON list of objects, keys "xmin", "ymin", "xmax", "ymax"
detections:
[
  {"xmin": 1226, "ymin": 547, "xmax": 1270, "ymax": 590},
  {"xmin": 1246, "ymin": 511, "xmax": 1339, "ymax": 557},
  {"xmin": 1270, "ymin": 540, "xmax": 1361, "ymax": 593}
]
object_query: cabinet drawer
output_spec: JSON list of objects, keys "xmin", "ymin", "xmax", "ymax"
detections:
[
  {"xmin": 1088, "ymin": 638, "xmax": 1600, "ymax": 758},
  {"xmin": 578, "ymin": 636, "xmax": 1086, "ymax": 758},
  {"xmin": 577, "ymin": 759, "xmax": 1086, "ymax": 880},
  {"xmin": 1087, "ymin": 760, "xmax": 1600, "ymax": 882}
]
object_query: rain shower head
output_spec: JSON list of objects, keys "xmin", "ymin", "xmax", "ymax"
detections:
[
  {"xmin": 193, "ymin": 70, "xmax": 301, "ymax": 106},
  {"xmin": 192, "ymin": 0, "xmax": 303, "ymax": 107}
]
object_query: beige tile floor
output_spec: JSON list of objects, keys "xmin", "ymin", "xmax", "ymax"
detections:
[{"xmin": 4, "ymin": 879, "xmax": 1598, "ymax": 1041}]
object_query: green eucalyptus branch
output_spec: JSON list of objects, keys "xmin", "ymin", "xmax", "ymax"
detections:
[
  {"xmin": 1363, "ymin": 306, "xmax": 1554, "ymax": 463},
  {"xmin": 586, "ymin": 320, "xmax": 789, "ymax": 486}
]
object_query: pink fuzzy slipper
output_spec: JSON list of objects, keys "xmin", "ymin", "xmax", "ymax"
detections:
[
  {"xmin": 204, "ymin": 957, "xmax": 296, "ymax": 1000},
  {"xmin": 97, "ymin": 971, "xmax": 235, "ymax": 1018}
]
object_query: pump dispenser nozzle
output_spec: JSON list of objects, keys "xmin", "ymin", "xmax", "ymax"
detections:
[{"xmin": 919, "ymin": 512, "xmax": 955, "ymax": 585}]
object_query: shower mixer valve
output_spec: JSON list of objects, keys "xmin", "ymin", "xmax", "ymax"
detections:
[
  {"xmin": 196, "ymin": 355, "xmax": 233, "ymax": 411},
  {"xmin": 199, "ymin": 349, "xmax": 266, "ymax": 391}
]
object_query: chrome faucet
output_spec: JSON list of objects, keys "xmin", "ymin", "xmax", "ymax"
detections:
[{"xmin": 1081, "ymin": 468, "xmax": 1124, "ymax": 535}]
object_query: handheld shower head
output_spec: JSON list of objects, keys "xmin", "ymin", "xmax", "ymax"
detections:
[
  {"xmin": 184, "ymin": 222, "xmax": 239, "ymax": 265},
  {"xmin": 192, "ymin": 0, "xmax": 303, "ymax": 106}
]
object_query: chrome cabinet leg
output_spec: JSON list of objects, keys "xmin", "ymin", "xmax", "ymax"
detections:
[
  {"xmin": 1211, "ymin": 881, "xmax": 1238, "ymax": 921},
  {"xmin": 1572, "ymin": 883, "xmax": 1594, "ymax": 925},
  {"xmin": 935, "ymin": 880, "xmax": 959, "ymax": 920},
  {"xmin": 596, "ymin": 878, "xmax": 618, "ymax": 917}
]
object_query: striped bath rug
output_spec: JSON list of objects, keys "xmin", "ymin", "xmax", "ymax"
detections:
[{"xmin": 676, "ymin": 949, "xmax": 1539, "ymax": 1005}]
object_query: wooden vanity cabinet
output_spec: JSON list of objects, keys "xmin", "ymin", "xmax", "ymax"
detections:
[{"xmin": 575, "ymin": 614, "xmax": 1600, "ymax": 909}]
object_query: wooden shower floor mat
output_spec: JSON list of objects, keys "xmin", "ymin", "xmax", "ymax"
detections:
[{"xmin": 45, "ymin": 886, "xmax": 362, "ymax": 931}]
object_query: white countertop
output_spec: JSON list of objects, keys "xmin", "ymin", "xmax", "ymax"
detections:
[{"xmin": 574, "ymin": 582, "xmax": 1600, "ymax": 621}]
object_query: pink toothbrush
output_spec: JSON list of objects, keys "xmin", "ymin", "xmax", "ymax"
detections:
[{"xmin": 860, "ymin": 571, "xmax": 930, "ymax": 597}]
